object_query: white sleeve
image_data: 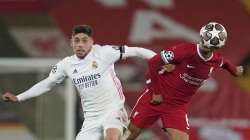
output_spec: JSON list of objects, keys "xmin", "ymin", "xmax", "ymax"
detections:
[
  {"xmin": 123, "ymin": 46, "xmax": 156, "ymax": 59},
  {"xmin": 100, "ymin": 45, "xmax": 124, "ymax": 64},
  {"xmin": 16, "ymin": 60, "xmax": 66, "ymax": 102},
  {"xmin": 100, "ymin": 45, "xmax": 156, "ymax": 65}
]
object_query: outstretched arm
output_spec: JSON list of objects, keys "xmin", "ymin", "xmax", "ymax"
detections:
[
  {"xmin": 123, "ymin": 46, "xmax": 156, "ymax": 59},
  {"xmin": 17, "ymin": 77, "xmax": 58, "ymax": 102},
  {"xmin": 2, "ymin": 77, "xmax": 57, "ymax": 102},
  {"xmin": 1, "ymin": 60, "xmax": 66, "ymax": 103},
  {"xmin": 99, "ymin": 45, "xmax": 156, "ymax": 65},
  {"xmin": 221, "ymin": 59, "xmax": 244, "ymax": 76}
]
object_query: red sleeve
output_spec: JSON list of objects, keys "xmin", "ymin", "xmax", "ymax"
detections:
[
  {"xmin": 147, "ymin": 43, "xmax": 192, "ymax": 94},
  {"xmin": 160, "ymin": 43, "xmax": 190, "ymax": 64},
  {"xmin": 147, "ymin": 54, "xmax": 164, "ymax": 94},
  {"xmin": 220, "ymin": 58, "xmax": 237, "ymax": 76}
]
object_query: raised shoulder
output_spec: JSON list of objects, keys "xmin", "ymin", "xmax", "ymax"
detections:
[
  {"xmin": 175, "ymin": 43, "xmax": 196, "ymax": 52},
  {"xmin": 58, "ymin": 56, "xmax": 73, "ymax": 65},
  {"xmin": 212, "ymin": 52, "xmax": 224, "ymax": 67},
  {"xmin": 92, "ymin": 44, "xmax": 123, "ymax": 64}
]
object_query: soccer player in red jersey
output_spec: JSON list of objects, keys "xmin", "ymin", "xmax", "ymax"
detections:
[{"xmin": 125, "ymin": 22, "xmax": 244, "ymax": 140}]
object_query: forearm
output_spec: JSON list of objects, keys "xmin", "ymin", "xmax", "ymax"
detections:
[
  {"xmin": 147, "ymin": 57, "xmax": 163, "ymax": 94},
  {"xmin": 17, "ymin": 78, "xmax": 56, "ymax": 102},
  {"xmin": 124, "ymin": 47, "xmax": 156, "ymax": 59},
  {"xmin": 221, "ymin": 59, "xmax": 237, "ymax": 76}
]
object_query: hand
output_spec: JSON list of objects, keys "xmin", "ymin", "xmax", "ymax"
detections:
[
  {"xmin": 150, "ymin": 94, "xmax": 163, "ymax": 105},
  {"xmin": 159, "ymin": 64, "xmax": 176, "ymax": 74},
  {"xmin": 162, "ymin": 64, "xmax": 176, "ymax": 72},
  {"xmin": 1, "ymin": 92, "xmax": 18, "ymax": 103},
  {"xmin": 235, "ymin": 66, "xmax": 244, "ymax": 77}
]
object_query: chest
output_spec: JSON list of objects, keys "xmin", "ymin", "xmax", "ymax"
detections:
[
  {"xmin": 66, "ymin": 59, "xmax": 107, "ymax": 80},
  {"xmin": 181, "ymin": 57, "xmax": 218, "ymax": 79}
]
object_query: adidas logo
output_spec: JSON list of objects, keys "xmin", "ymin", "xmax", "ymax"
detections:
[{"xmin": 73, "ymin": 69, "xmax": 78, "ymax": 74}]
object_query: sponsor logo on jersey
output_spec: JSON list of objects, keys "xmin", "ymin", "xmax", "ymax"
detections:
[
  {"xmin": 73, "ymin": 73, "xmax": 101, "ymax": 89},
  {"xmin": 92, "ymin": 61, "xmax": 98, "ymax": 69},
  {"xmin": 179, "ymin": 73, "xmax": 204, "ymax": 86}
]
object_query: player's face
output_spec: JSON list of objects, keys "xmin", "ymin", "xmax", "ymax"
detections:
[
  {"xmin": 71, "ymin": 33, "xmax": 94, "ymax": 59},
  {"xmin": 200, "ymin": 44, "xmax": 219, "ymax": 53}
]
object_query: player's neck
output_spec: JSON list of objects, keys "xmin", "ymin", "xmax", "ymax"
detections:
[
  {"xmin": 198, "ymin": 45, "xmax": 213, "ymax": 59},
  {"xmin": 75, "ymin": 47, "xmax": 92, "ymax": 60},
  {"xmin": 200, "ymin": 50, "xmax": 212, "ymax": 59}
]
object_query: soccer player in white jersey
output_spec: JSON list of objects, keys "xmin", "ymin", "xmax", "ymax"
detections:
[{"xmin": 2, "ymin": 25, "xmax": 156, "ymax": 140}]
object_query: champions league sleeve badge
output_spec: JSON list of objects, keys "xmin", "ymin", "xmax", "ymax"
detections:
[{"xmin": 51, "ymin": 65, "xmax": 57, "ymax": 73}]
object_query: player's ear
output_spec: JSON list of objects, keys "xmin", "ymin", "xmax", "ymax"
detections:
[
  {"xmin": 89, "ymin": 37, "xmax": 94, "ymax": 44},
  {"xmin": 70, "ymin": 36, "xmax": 74, "ymax": 46}
]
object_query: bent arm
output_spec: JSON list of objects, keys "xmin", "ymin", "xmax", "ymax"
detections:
[
  {"xmin": 220, "ymin": 58, "xmax": 237, "ymax": 76},
  {"xmin": 147, "ymin": 54, "xmax": 165, "ymax": 95}
]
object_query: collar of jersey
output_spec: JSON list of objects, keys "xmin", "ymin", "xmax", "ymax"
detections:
[
  {"xmin": 196, "ymin": 44, "xmax": 213, "ymax": 62},
  {"xmin": 74, "ymin": 47, "xmax": 94, "ymax": 62}
]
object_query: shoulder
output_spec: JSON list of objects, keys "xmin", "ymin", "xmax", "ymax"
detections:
[
  {"xmin": 164, "ymin": 43, "xmax": 196, "ymax": 57},
  {"xmin": 55, "ymin": 55, "xmax": 76, "ymax": 67},
  {"xmin": 212, "ymin": 52, "xmax": 224, "ymax": 65},
  {"xmin": 167, "ymin": 42, "xmax": 196, "ymax": 51},
  {"xmin": 93, "ymin": 44, "xmax": 123, "ymax": 55},
  {"xmin": 94, "ymin": 44, "xmax": 122, "ymax": 50},
  {"xmin": 61, "ymin": 55, "xmax": 74, "ymax": 63},
  {"xmin": 92, "ymin": 44, "xmax": 112, "ymax": 53},
  {"xmin": 93, "ymin": 44, "xmax": 113, "ymax": 49}
]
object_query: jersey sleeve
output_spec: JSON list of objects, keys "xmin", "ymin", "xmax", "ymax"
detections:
[
  {"xmin": 147, "ymin": 44, "xmax": 190, "ymax": 94},
  {"xmin": 219, "ymin": 57, "xmax": 237, "ymax": 76},
  {"xmin": 100, "ymin": 45, "xmax": 156, "ymax": 65},
  {"xmin": 16, "ymin": 60, "xmax": 67, "ymax": 102},
  {"xmin": 48, "ymin": 60, "xmax": 67, "ymax": 84},
  {"xmin": 147, "ymin": 54, "xmax": 164, "ymax": 94},
  {"xmin": 123, "ymin": 46, "xmax": 156, "ymax": 59},
  {"xmin": 160, "ymin": 43, "xmax": 189, "ymax": 64},
  {"xmin": 100, "ymin": 45, "xmax": 126, "ymax": 64}
]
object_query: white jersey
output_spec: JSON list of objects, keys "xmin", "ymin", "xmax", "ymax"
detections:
[{"xmin": 17, "ymin": 44, "xmax": 156, "ymax": 119}]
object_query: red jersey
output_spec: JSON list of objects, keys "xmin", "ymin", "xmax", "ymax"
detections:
[{"xmin": 147, "ymin": 43, "xmax": 237, "ymax": 106}]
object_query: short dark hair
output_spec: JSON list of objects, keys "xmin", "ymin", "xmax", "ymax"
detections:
[{"xmin": 72, "ymin": 25, "xmax": 93, "ymax": 37}]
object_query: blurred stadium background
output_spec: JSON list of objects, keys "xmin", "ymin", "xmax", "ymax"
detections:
[{"xmin": 0, "ymin": 0, "xmax": 250, "ymax": 140}]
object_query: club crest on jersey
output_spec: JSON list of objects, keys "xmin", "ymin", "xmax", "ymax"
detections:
[{"xmin": 92, "ymin": 61, "xmax": 98, "ymax": 69}]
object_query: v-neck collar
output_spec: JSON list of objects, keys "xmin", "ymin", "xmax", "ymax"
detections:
[{"xmin": 196, "ymin": 44, "xmax": 213, "ymax": 62}]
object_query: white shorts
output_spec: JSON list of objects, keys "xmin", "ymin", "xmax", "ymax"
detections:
[{"xmin": 76, "ymin": 107, "xmax": 128, "ymax": 140}]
